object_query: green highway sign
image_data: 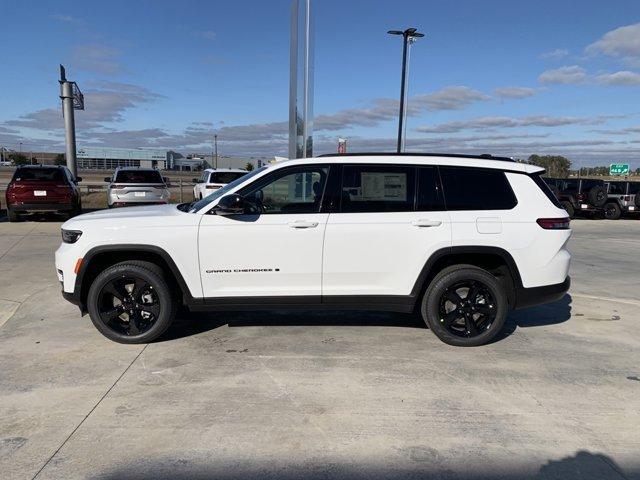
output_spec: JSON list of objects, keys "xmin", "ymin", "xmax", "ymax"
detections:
[{"xmin": 609, "ymin": 164, "xmax": 630, "ymax": 176}]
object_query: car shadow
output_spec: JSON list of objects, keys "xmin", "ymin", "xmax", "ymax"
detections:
[
  {"xmin": 162, "ymin": 294, "xmax": 573, "ymax": 344},
  {"xmin": 0, "ymin": 208, "xmax": 103, "ymax": 223}
]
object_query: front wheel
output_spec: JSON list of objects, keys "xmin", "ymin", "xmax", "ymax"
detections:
[
  {"xmin": 604, "ymin": 202, "xmax": 621, "ymax": 220},
  {"xmin": 87, "ymin": 262, "xmax": 176, "ymax": 344},
  {"xmin": 7, "ymin": 208, "xmax": 21, "ymax": 222},
  {"xmin": 421, "ymin": 265, "xmax": 508, "ymax": 347}
]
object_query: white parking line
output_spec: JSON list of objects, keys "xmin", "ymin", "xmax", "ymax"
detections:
[{"xmin": 571, "ymin": 293, "xmax": 640, "ymax": 307}]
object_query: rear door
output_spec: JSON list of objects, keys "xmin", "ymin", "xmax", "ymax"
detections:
[{"xmin": 322, "ymin": 164, "xmax": 451, "ymax": 298}]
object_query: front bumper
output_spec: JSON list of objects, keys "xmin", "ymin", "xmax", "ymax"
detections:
[{"xmin": 514, "ymin": 276, "xmax": 570, "ymax": 310}]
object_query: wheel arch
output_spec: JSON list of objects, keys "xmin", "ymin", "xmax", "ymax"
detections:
[
  {"xmin": 75, "ymin": 244, "xmax": 195, "ymax": 313},
  {"xmin": 410, "ymin": 246, "xmax": 523, "ymax": 309}
]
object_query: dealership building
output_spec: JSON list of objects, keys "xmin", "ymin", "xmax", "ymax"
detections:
[{"xmin": 76, "ymin": 147, "xmax": 176, "ymax": 170}]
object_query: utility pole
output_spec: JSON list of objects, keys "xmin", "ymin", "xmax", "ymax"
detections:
[
  {"xmin": 59, "ymin": 65, "xmax": 84, "ymax": 178},
  {"xmin": 214, "ymin": 134, "xmax": 218, "ymax": 169},
  {"xmin": 387, "ymin": 28, "xmax": 425, "ymax": 153}
]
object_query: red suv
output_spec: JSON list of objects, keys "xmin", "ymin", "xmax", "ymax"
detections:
[{"xmin": 5, "ymin": 165, "xmax": 82, "ymax": 222}]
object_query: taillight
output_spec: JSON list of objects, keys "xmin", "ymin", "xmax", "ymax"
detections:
[
  {"xmin": 537, "ymin": 218, "xmax": 570, "ymax": 230},
  {"xmin": 576, "ymin": 193, "xmax": 585, "ymax": 201}
]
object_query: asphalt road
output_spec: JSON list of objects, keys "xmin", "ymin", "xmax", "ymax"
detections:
[{"xmin": 0, "ymin": 217, "xmax": 639, "ymax": 480}]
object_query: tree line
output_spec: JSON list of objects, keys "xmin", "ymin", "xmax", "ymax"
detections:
[{"xmin": 525, "ymin": 154, "xmax": 639, "ymax": 178}]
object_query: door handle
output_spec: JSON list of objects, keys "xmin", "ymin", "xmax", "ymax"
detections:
[
  {"xmin": 288, "ymin": 220, "xmax": 319, "ymax": 229},
  {"xmin": 411, "ymin": 219, "xmax": 442, "ymax": 227}
]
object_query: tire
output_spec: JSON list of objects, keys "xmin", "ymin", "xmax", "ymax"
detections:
[
  {"xmin": 588, "ymin": 185, "xmax": 607, "ymax": 207},
  {"xmin": 421, "ymin": 265, "xmax": 509, "ymax": 347},
  {"xmin": 635, "ymin": 194, "xmax": 640, "ymax": 208},
  {"xmin": 604, "ymin": 202, "xmax": 622, "ymax": 220},
  {"xmin": 87, "ymin": 261, "xmax": 176, "ymax": 344},
  {"xmin": 7, "ymin": 208, "xmax": 21, "ymax": 222},
  {"xmin": 561, "ymin": 201, "xmax": 574, "ymax": 218}
]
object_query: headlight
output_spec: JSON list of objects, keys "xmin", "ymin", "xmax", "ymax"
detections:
[{"xmin": 61, "ymin": 229, "xmax": 83, "ymax": 244}]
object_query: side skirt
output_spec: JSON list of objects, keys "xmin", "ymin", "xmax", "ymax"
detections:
[{"xmin": 187, "ymin": 295, "xmax": 416, "ymax": 313}]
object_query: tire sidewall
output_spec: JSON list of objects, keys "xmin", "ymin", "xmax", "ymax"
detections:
[
  {"xmin": 421, "ymin": 266, "xmax": 508, "ymax": 347},
  {"xmin": 87, "ymin": 263, "xmax": 175, "ymax": 344}
]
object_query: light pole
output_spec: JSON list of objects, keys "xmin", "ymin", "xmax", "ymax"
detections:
[
  {"xmin": 388, "ymin": 27, "xmax": 424, "ymax": 153},
  {"xmin": 214, "ymin": 133, "xmax": 218, "ymax": 169},
  {"xmin": 59, "ymin": 65, "xmax": 84, "ymax": 178}
]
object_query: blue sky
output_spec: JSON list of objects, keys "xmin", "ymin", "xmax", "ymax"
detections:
[{"xmin": 1, "ymin": 0, "xmax": 639, "ymax": 167}]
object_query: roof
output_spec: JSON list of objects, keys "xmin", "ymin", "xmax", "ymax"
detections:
[{"xmin": 318, "ymin": 152, "xmax": 516, "ymax": 162}]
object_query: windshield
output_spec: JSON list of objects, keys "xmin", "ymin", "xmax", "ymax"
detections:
[
  {"xmin": 210, "ymin": 171, "xmax": 248, "ymax": 184},
  {"xmin": 115, "ymin": 170, "xmax": 163, "ymax": 184},
  {"xmin": 188, "ymin": 166, "xmax": 267, "ymax": 213}
]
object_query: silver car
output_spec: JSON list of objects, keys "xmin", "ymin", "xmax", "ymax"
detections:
[{"xmin": 105, "ymin": 167, "xmax": 170, "ymax": 208}]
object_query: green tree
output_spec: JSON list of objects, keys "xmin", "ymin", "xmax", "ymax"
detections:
[
  {"xmin": 528, "ymin": 154, "xmax": 572, "ymax": 178},
  {"xmin": 9, "ymin": 153, "xmax": 28, "ymax": 166},
  {"xmin": 54, "ymin": 153, "xmax": 66, "ymax": 166},
  {"xmin": 245, "ymin": 162, "xmax": 254, "ymax": 171}
]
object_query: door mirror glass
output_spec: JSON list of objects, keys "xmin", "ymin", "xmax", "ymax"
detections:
[
  {"xmin": 104, "ymin": 177, "xmax": 111, "ymax": 183},
  {"xmin": 75, "ymin": 176, "xmax": 83, "ymax": 183},
  {"xmin": 216, "ymin": 194, "xmax": 245, "ymax": 215}
]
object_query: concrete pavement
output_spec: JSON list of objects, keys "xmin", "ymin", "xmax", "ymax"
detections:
[{"xmin": 0, "ymin": 218, "xmax": 639, "ymax": 479}]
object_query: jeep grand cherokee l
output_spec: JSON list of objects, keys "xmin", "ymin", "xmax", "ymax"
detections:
[
  {"xmin": 56, "ymin": 153, "xmax": 571, "ymax": 347},
  {"xmin": 6, "ymin": 165, "xmax": 82, "ymax": 222}
]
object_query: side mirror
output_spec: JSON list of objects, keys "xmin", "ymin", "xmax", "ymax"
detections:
[
  {"xmin": 104, "ymin": 177, "xmax": 111, "ymax": 183},
  {"xmin": 216, "ymin": 194, "xmax": 245, "ymax": 216},
  {"xmin": 75, "ymin": 176, "xmax": 83, "ymax": 182}
]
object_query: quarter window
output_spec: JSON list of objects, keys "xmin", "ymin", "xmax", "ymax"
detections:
[
  {"xmin": 341, "ymin": 165, "xmax": 415, "ymax": 213},
  {"xmin": 440, "ymin": 167, "xmax": 517, "ymax": 210}
]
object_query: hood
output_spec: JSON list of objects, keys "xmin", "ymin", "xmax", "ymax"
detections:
[{"xmin": 62, "ymin": 204, "xmax": 191, "ymax": 230}]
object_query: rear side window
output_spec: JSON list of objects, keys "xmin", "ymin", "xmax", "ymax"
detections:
[
  {"xmin": 608, "ymin": 182, "xmax": 627, "ymax": 195},
  {"xmin": 417, "ymin": 167, "xmax": 445, "ymax": 211},
  {"xmin": 341, "ymin": 165, "xmax": 415, "ymax": 213},
  {"xmin": 532, "ymin": 173, "xmax": 563, "ymax": 208},
  {"xmin": 440, "ymin": 167, "xmax": 517, "ymax": 211},
  {"xmin": 210, "ymin": 172, "xmax": 247, "ymax": 184},
  {"xmin": 13, "ymin": 168, "xmax": 65, "ymax": 182},
  {"xmin": 628, "ymin": 182, "xmax": 640, "ymax": 194},
  {"xmin": 115, "ymin": 170, "xmax": 163, "ymax": 184}
]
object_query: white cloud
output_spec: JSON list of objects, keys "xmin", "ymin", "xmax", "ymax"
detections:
[
  {"xmin": 195, "ymin": 30, "xmax": 216, "ymax": 40},
  {"xmin": 538, "ymin": 65, "xmax": 587, "ymax": 84},
  {"xmin": 73, "ymin": 44, "xmax": 123, "ymax": 75},
  {"xmin": 50, "ymin": 14, "xmax": 81, "ymax": 24},
  {"xmin": 494, "ymin": 87, "xmax": 537, "ymax": 99},
  {"xmin": 586, "ymin": 22, "xmax": 640, "ymax": 63},
  {"xmin": 596, "ymin": 70, "xmax": 640, "ymax": 86},
  {"xmin": 413, "ymin": 86, "xmax": 489, "ymax": 110},
  {"xmin": 539, "ymin": 48, "xmax": 569, "ymax": 60}
]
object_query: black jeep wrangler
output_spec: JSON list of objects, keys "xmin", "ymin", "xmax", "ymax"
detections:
[
  {"xmin": 603, "ymin": 181, "xmax": 640, "ymax": 220},
  {"xmin": 543, "ymin": 178, "xmax": 607, "ymax": 218}
]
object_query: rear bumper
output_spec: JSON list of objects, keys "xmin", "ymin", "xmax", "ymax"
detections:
[
  {"xmin": 514, "ymin": 276, "xmax": 570, "ymax": 310},
  {"xmin": 109, "ymin": 201, "xmax": 168, "ymax": 208},
  {"xmin": 10, "ymin": 203, "xmax": 74, "ymax": 212}
]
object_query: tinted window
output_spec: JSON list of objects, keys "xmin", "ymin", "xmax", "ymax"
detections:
[
  {"xmin": 115, "ymin": 170, "xmax": 163, "ymax": 184},
  {"xmin": 562, "ymin": 179, "xmax": 578, "ymax": 192},
  {"xmin": 341, "ymin": 165, "xmax": 415, "ymax": 213},
  {"xmin": 242, "ymin": 166, "xmax": 329, "ymax": 214},
  {"xmin": 580, "ymin": 179, "xmax": 603, "ymax": 191},
  {"xmin": 440, "ymin": 167, "xmax": 517, "ymax": 210},
  {"xmin": 417, "ymin": 167, "xmax": 445, "ymax": 211},
  {"xmin": 608, "ymin": 182, "xmax": 627, "ymax": 195},
  {"xmin": 13, "ymin": 168, "xmax": 65, "ymax": 182},
  {"xmin": 628, "ymin": 182, "xmax": 640, "ymax": 194},
  {"xmin": 210, "ymin": 171, "xmax": 247, "ymax": 184}
]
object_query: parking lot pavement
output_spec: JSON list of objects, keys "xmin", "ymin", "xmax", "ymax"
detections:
[{"xmin": 0, "ymin": 219, "xmax": 639, "ymax": 480}]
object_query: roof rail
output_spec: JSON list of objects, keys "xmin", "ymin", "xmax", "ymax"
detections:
[{"xmin": 317, "ymin": 152, "xmax": 516, "ymax": 162}]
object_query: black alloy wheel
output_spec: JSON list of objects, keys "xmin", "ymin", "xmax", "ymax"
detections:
[
  {"xmin": 97, "ymin": 276, "xmax": 160, "ymax": 336},
  {"xmin": 438, "ymin": 280, "xmax": 497, "ymax": 338},
  {"xmin": 422, "ymin": 265, "xmax": 508, "ymax": 347},
  {"xmin": 87, "ymin": 262, "xmax": 176, "ymax": 343}
]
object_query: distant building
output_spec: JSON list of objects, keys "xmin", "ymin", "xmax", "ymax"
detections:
[{"xmin": 77, "ymin": 147, "xmax": 171, "ymax": 170}]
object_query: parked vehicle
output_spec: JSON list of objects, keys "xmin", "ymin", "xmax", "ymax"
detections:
[
  {"xmin": 544, "ymin": 178, "xmax": 607, "ymax": 218},
  {"xmin": 603, "ymin": 181, "xmax": 640, "ymax": 220},
  {"xmin": 57, "ymin": 153, "xmax": 570, "ymax": 347},
  {"xmin": 0, "ymin": 160, "xmax": 13, "ymax": 166},
  {"xmin": 5, "ymin": 165, "xmax": 82, "ymax": 222},
  {"xmin": 193, "ymin": 168, "xmax": 248, "ymax": 200},
  {"xmin": 105, "ymin": 167, "xmax": 170, "ymax": 208}
]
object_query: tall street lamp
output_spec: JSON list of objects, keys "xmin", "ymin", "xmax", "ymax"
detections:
[{"xmin": 387, "ymin": 27, "xmax": 424, "ymax": 153}]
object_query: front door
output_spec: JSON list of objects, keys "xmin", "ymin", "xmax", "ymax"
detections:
[{"xmin": 198, "ymin": 165, "xmax": 331, "ymax": 300}]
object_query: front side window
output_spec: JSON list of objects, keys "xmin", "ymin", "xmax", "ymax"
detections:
[
  {"xmin": 608, "ymin": 182, "xmax": 627, "ymax": 195},
  {"xmin": 242, "ymin": 166, "xmax": 329, "ymax": 214},
  {"xmin": 189, "ymin": 166, "xmax": 267, "ymax": 212},
  {"xmin": 440, "ymin": 167, "xmax": 517, "ymax": 211},
  {"xmin": 341, "ymin": 165, "xmax": 415, "ymax": 213}
]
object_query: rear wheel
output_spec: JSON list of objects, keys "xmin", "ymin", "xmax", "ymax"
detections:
[
  {"xmin": 561, "ymin": 201, "xmax": 574, "ymax": 218},
  {"xmin": 87, "ymin": 261, "xmax": 176, "ymax": 344},
  {"xmin": 7, "ymin": 208, "xmax": 21, "ymax": 222},
  {"xmin": 604, "ymin": 202, "xmax": 622, "ymax": 220},
  {"xmin": 421, "ymin": 265, "xmax": 508, "ymax": 347},
  {"xmin": 588, "ymin": 185, "xmax": 607, "ymax": 207}
]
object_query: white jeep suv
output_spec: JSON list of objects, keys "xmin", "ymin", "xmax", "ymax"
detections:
[
  {"xmin": 192, "ymin": 168, "xmax": 248, "ymax": 200},
  {"xmin": 56, "ymin": 154, "xmax": 571, "ymax": 347}
]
